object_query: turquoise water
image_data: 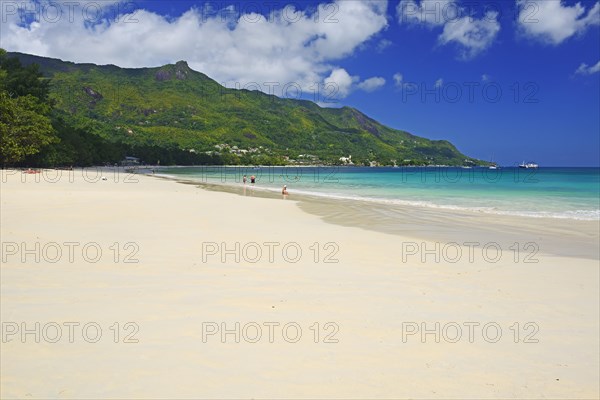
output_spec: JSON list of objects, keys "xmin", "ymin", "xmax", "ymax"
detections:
[{"xmin": 159, "ymin": 166, "xmax": 600, "ymax": 221}]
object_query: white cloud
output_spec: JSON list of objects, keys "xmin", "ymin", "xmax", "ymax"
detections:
[
  {"xmin": 481, "ymin": 74, "xmax": 490, "ymax": 81},
  {"xmin": 323, "ymin": 70, "xmax": 386, "ymax": 98},
  {"xmin": 324, "ymin": 68, "xmax": 359, "ymax": 98},
  {"xmin": 575, "ymin": 60, "xmax": 600, "ymax": 75},
  {"xmin": 357, "ymin": 76, "xmax": 386, "ymax": 92},
  {"xmin": 397, "ymin": 0, "xmax": 500, "ymax": 58},
  {"xmin": 0, "ymin": 0, "xmax": 389, "ymax": 99},
  {"xmin": 376, "ymin": 39, "xmax": 393, "ymax": 52},
  {"xmin": 439, "ymin": 11, "xmax": 501, "ymax": 59},
  {"xmin": 393, "ymin": 72, "xmax": 404, "ymax": 86},
  {"xmin": 517, "ymin": 0, "xmax": 600, "ymax": 45},
  {"xmin": 434, "ymin": 78, "xmax": 443, "ymax": 88}
]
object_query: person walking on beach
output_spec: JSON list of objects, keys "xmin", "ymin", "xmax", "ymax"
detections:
[{"xmin": 282, "ymin": 185, "xmax": 288, "ymax": 196}]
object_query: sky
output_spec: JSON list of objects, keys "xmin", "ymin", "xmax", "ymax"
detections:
[{"xmin": 1, "ymin": 0, "xmax": 599, "ymax": 166}]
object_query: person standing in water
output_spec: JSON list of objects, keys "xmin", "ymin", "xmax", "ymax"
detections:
[
  {"xmin": 243, "ymin": 175, "xmax": 247, "ymax": 184},
  {"xmin": 282, "ymin": 185, "xmax": 288, "ymax": 196},
  {"xmin": 250, "ymin": 175, "xmax": 256, "ymax": 184}
]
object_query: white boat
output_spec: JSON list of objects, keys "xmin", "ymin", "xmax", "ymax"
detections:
[{"xmin": 519, "ymin": 161, "xmax": 539, "ymax": 169}]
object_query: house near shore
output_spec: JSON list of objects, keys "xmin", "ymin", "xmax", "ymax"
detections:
[
  {"xmin": 339, "ymin": 155, "xmax": 353, "ymax": 165},
  {"xmin": 121, "ymin": 156, "xmax": 140, "ymax": 166}
]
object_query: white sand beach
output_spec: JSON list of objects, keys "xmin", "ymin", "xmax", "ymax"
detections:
[{"xmin": 1, "ymin": 169, "xmax": 598, "ymax": 399}]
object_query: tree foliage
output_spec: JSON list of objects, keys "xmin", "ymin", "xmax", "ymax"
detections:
[{"xmin": 0, "ymin": 91, "xmax": 57, "ymax": 165}]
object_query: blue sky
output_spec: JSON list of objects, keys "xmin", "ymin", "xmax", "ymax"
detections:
[{"xmin": 1, "ymin": 0, "xmax": 599, "ymax": 165}]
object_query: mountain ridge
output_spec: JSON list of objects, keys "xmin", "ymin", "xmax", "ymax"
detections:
[{"xmin": 9, "ymin": 51, "xmax": 483, "ymax": 166}]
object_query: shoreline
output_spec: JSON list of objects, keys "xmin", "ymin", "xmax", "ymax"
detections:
[
  {"xmin": 150, "ymin": 165, "xmax": 600, "ymax": 221},
  {"xmin": 151, "ymin": 173, "xmax": 600, "ymax": 261}
]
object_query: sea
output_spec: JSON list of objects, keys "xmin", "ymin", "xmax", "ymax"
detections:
[{"xmin": 157, "ymin": 166, "xmax": 600, "ymax": 221}]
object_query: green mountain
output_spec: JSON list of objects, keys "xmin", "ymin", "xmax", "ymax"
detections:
[{"xmin": 10, "ymin": 52, "xmax": 482, "ymax": 166}]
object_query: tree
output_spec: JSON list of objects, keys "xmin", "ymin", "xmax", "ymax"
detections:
[
  {"xmin": 0, "ymin": 68, "xmax": 7, "ymax": 92},
  {"xmin": 0, "ymin": 50, "xmax": 58, "ymax": 165},
  {"xmin": 0, "ymin": 49, "xmax": 50, "ymax": 102},
  {"xmin": 0, "ymin": 92, "xmax": 57, "ymax": 164}
]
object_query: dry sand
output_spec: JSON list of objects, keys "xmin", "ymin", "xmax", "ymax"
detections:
[{"xmin": 1, "ymin": 168, "xmax": 598, "ymax": 399}]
